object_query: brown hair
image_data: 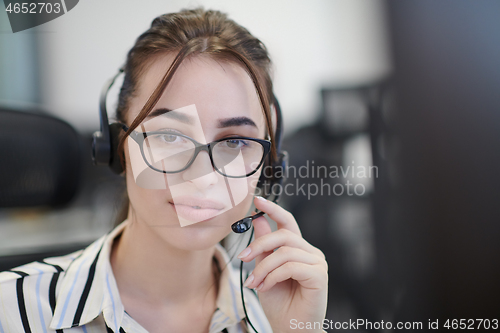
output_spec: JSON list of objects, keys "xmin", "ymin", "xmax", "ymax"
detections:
[{"xmin": 113, "ymin": 8, "xmax": 276, "ymax": 225}]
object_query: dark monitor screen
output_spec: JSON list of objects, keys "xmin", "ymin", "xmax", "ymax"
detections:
[{"xmin": 386, "ymin": 0, "xmax": 500, "ymax": 322}]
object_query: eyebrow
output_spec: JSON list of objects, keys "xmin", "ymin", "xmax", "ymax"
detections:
[
  {"xmin": 146, "ymin": 108, "xmax": 194, "ymax": 124},
  {"xmin": 217, "ymin": 117, "xmax": 257, "ymax": 128},
  {"xmin": 146, "ymin": 108, "xmax": 257, "ymax": 128}
]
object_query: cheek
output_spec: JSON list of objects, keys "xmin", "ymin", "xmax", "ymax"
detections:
[
  {"xmin": 225, "ymin": 169, "xmax": 261, "ymax": 202},
  {"xmin": 229, "ymin": 172, "xmax": 261, "ymax": 212},
  {"xmin": 248, "ymin": 171, "xmax": 261, "ymax": 194},
  {"xmin": 124, "ymin": 143, "xmax": 175, "ymax": 218}
]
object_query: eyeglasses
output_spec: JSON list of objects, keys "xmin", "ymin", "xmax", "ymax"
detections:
[{"xmin": 123, "ymin": 125, "xmax": 271, "ymax": 178}]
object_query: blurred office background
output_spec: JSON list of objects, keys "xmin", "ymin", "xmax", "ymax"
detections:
[{"xmin": 1, "ymin": 0, "xmax": 500, "ymax": 331}]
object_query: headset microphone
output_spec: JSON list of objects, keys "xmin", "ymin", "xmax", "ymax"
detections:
[
  {"xmin": 230, "ymin": 150, "xmax": 288, "ymax": 234},
  {"xmin": 231, "ymin": 96, "xmax": 288, "ymax": 234},
  {"xmin": 231, "ymin": 211, "xmax": 265, "ymax": 233},
  {"xmin": 230, "ymin": 151, "xmax": 287, "ymax": 234}
]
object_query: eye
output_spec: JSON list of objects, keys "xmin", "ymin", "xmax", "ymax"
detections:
[
  {"xmin": 149, "ymin": 132, "xmax": 187, "ymax": 145},
  {"xmin": 223, "ymin": 139, "xmax": 248, "ymax": 149},
  {"xmin": 159, "ymin": 133, "xmax": 178, "ymax": 143}
]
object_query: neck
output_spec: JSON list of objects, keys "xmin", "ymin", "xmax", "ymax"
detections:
[{"xmin": 110, "ymin": 217, "xmax": 219, "ymax": 307}]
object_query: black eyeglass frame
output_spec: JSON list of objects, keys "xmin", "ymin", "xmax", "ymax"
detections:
[{"xmin": 121, "ymin": 124, "xmax": 271, "ymax": 178}]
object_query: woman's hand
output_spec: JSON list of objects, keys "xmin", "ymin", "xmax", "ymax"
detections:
[{"xmin": 237, "ymin": 196, "xmax": 328, "ymax": 333}]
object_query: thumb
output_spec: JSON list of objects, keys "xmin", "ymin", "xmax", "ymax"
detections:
[{"xmin": 251, "ymin": 215, "xmax": 273, "ymax": 265}]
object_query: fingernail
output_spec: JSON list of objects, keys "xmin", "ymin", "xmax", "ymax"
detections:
[
  {"xmin": 243, "ymin": 274, "xmax": 254, "ymax": 287},
  {"xmin": 255, "ymin": 282, "xmax": 264, "ymax": 291},
  {"xmin": 237, "ymin": 247, "xmax": 251, "ymax": 259},
  {"xmin": 255, "ymin": 196, "xmax": 266, "ymax": 202}
]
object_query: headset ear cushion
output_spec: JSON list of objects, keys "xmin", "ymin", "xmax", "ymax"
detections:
[
  {"xmin": 278, "ymin": 151, "xmax": 289, "ymax": 178},
  {"xmin": 256, "ymin": 151, "xmax": 288, "ymax": 198},
  {"xmin": 257, "ymin": 154, "xmax": 272, "ymax": 189},
  {"xmin": 109, "ymin": 123, "xmax": 124, "ymax": 175}
]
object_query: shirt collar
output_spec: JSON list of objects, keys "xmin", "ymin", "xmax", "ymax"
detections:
[
  {"xmin": 50, "ymin": 220, "xmax": 247, "ymax": 332},
  {"xmin": 211, "ymin": 242, "xmax": 247, "ymax": 332}
]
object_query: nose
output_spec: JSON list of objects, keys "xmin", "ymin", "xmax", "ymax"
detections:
[{"xmin": 181, "ymin": 150, "xmax": 218, "ymax": 189}]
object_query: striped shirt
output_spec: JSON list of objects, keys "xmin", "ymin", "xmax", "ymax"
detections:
[{"xmin": 0, "ymin": 220, "xmax": 273, "ymax": 332}]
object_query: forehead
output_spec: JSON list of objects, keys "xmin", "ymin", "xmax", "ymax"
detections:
[{"xmin": 127, "ymin": 53, "xmax": 266, "ymax": 135}]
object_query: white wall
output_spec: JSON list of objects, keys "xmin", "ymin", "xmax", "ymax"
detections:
[{"xmin": 38, "ymin": 0, "xmax": 390, "ymax": 134}]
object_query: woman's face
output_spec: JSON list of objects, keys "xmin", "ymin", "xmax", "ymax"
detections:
[{"xmin": 123, "ymin": 54, "xmax": 267, "ymax": 250}]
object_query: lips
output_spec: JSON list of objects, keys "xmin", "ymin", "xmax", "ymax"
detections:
[{"xmin": 170, "ymin": 196, "xmax": 226, "ymax": 222}]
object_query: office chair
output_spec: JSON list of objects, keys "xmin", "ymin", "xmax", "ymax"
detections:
[{"xmin": 0, "ymin": 107, "xmax": 83, "ymax": 270}]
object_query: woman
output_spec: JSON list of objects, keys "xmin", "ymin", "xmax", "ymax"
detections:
[{"xmin": 0, "ymin": 8, "xmax": 328, "ymax": 333}]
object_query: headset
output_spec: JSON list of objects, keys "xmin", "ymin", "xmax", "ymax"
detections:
[{"xmin": 92, "ymin": 67, "xmax": 288, "ymax": 332}]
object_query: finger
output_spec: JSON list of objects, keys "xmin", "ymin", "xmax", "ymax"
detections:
[
  {"xmin": 253, "ymin": 196, "xmax": 301, "ymax": 236},
  {"xmin": 243, "ymin": 246, "xmax": 321, "ymax": 289},
  {"xmin": 255, "ymin": 261, "xmax": 328, "ymax": 292},
  {"xmin": 237, "ymin": 228, "xmax": 319, "ymax": 262},
  {"xmin": 252, "ymin": 215, "xmax": 272, "ymax": 238},
  {"xmin": 252, "ymin": 215, "xmax": 273, "ymax": 265}
]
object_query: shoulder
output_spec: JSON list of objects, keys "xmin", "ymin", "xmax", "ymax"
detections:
[
  {"xmin": 0, "ymin": 228, "xmax": 110, "ymax": 286},
  {"xmin": 0, "ymin": 248, "xmax": 83, "ymax": 284},
  {"xmin": 0, "ymin": 248, "xmax": 84, "ymax": 330},
  {"xmin": 0, "ymin": 224, "xmax": 122, "ymax": 332}
]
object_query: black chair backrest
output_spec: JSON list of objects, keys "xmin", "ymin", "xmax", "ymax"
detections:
[{"xmin": 0, "ymin": 107, "xmax": 82, "ymax": 208}]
